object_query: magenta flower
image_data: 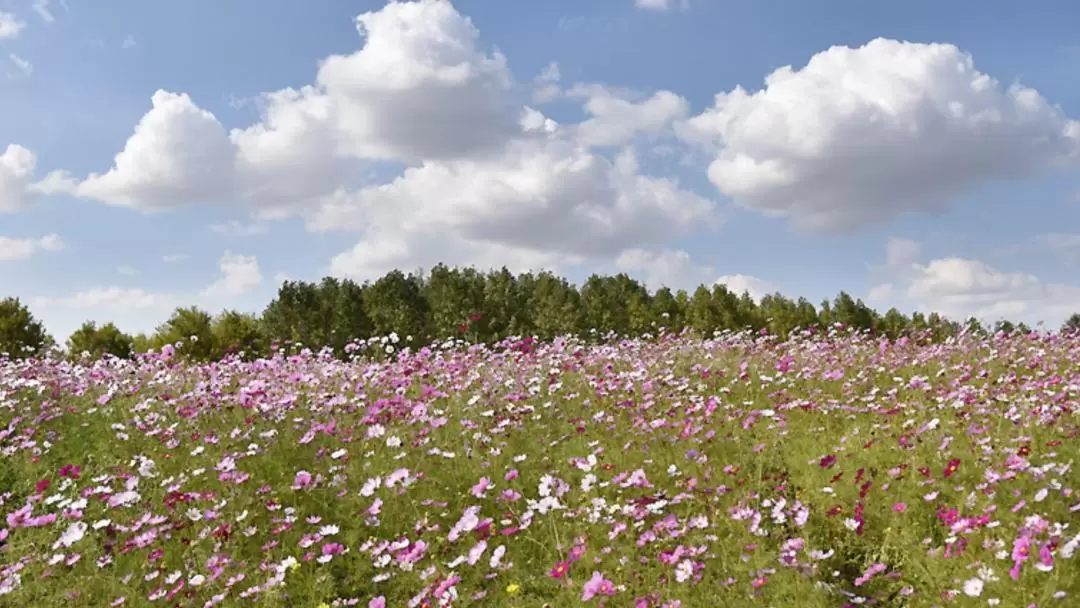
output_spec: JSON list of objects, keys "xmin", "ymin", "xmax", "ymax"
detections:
[
  {"xmin": 582, "ymin": 571, "xmax": 616, "ymax": 601},
  {"xmin": 470, "ymin": 477, "xmax": 491, "ymax": 498},
  {"xmin": 291, "ymin": 470, "xmax": 314, "ymax": 490}
]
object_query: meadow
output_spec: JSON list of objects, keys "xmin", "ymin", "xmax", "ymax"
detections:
[{"xmin": 1, "ymin": 328, "xmax": 1078, "ymax": 607}]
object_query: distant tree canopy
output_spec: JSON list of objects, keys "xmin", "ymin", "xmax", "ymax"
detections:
[
  {"xmin": 67, "ymin": 321, "xmax": 133, "ymax": 360},
  {"xmin": 5, "ymin": 266, "xmax": 1077, "ymax": 363},
  {"xmin": 0, "ymin": 297, "xmax": 53, "ymax": 360}
]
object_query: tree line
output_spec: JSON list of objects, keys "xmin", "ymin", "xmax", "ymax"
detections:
[{"xmin": 3, "ymin": 264, "xmax": 1080, "ymax": 361}]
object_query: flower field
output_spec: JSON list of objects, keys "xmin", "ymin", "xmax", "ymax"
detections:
[{"xmin": 1, "ymin": 329, "xmax": 1079, "ymax": 607}]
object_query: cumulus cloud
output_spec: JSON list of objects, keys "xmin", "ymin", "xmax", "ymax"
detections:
[
  {"xmin": 55, "ymin": 0, "xmax": 718, "ymax": 280},
  {"xmin": 202, "ymin": 251, "xmax": 263, "ymax": 297},
  {"xmin": 567, "ymin": 84, "xmax": 690, "ymax": 148},
  {"xmin": 76, "ymin": 91, "xmax": 237, "ymax": 209},
  {"xmin": 0, "ymin": 234, "xmax": 63, "ymax": 261},
  {"xmin": 615, "ymin": 248, "xmax": 715, "ymax": 292},
  {"xmin": 0, "ymin": 145, "xmax": 41, "ymax": 212},
  {"xmin": 868, "ymin": 239, "xmax": 1080, "ymax": 325},
  {"xmin": 715, "ymin": 274, "xmax": 779, "ymax": 301},
  {"xmin": 0, "ymin": 11, "xmax": 26, "ymax": 39},
  {"xmin": 680, "ymin": 38, "xmax": 1080, "ymax": 232},
  {"xmin": 314, "ymin": 140, "xmax": 715, "ymax": 281},
  {"xmin": 315, "ymin": 0, "xmax": 518, "ymax": 162}
]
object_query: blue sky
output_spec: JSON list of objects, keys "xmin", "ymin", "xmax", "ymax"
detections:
[{"xmin": 2, "ymin": 0, "xmax": 1079, "ymax": 340}]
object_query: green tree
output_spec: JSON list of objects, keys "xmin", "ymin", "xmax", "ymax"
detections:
[
  {"xmin": 212, "ymin": 311, "xmax": 267, "ymax": 360},
  {"xmin": 688, "ymin": 285, "xmax": 720, "ymax": 336},
  {"xmin": 650, "ymin": 287, "xmax": 684, "ymax": 333},
  {"xmin": 0, "ymin": 297, "xmax": 52, "ymax": 359},
  {"xmin": 424, "ymin": 264, "xmax": 485, "ymax": 341},
  {"xmin": 132, "ymin": 333, "xmax": 154, "ymax": 354},
  {"xmin": 881, "ymin": 308, "xmax": 910, "ymax": 340},
  {"xmin": 152, "ymin": 306, "xmax": 215, "ymax": 361},
  {"xmin": 528, "ymin": 272, "xmax": 583, "ymax": 340},
  {"xmin": 262, "ymin": 278, "xmax": 373, "ymax": 355},
  {"xmin": 67, "ymin": 321, "xmax": 133, "ymax": 359},
  {"xmin": 483, "ymin": 267, "xmax": 531, "ymax": 340},
  {"xmin": 1061, "ymin": 313, "xmax": 1080, "ymax": 335},
  {"xmin": 363, "ymin": 270, "xmax": 429, "ymax": 347},
  {"xmin": 993, "ymin": 319, "xmax": 1016, "ymax": 335}
]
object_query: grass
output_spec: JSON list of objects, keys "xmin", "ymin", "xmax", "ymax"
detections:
[{"xmin": 1, "ymin": 329, "xmax": 1078, "ymax": 607}]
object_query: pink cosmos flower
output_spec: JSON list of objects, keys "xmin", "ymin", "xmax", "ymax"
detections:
[
  {"xmin": 582, "ymin": 571, "xmax": 616, "ymax": 601},
  {"xmin": 471, "ymin": 477, "xmax": 491, "ymax": 498},
  {"xmin": 291, "ymin": 471, "xmax": 313, "ymax": 490}
]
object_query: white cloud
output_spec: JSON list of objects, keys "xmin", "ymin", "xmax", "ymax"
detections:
[
  {"xmin": 615, "ymin": 248, "xmax": 714, "ymax": 292},
  {"xmin": 56, "ymin": 0, "xmax": 719, "ymax": 279},
  {"xmin": 315, "ymin": 140, "xmax": 715, "ymax": 281},
  {"xmin": 32, "ymin": 0, "xmax": 54, "ymax": 23},
  {"xmin": 869, "ymin": 239, "xmax": 1080, "ymax": 326},
  {"xmin": 537, "ymin": 62, "xmax": 560, "ymax": 83},
  {"xmin": 314, "ymin": 0, "xmax": 517, "ymax": 162},
  {"xmin": 680, "ymin": 38, "xmax": 1080, "ymax": 232},
  {"xmin": 567, "ymin": 84, "xmax": 690, "ymax": 147},
  {"xmin": 67, "ymin": 0, "xmax": 517, "ymax": 211},
  {"xmin": 202, "ymin": 251, "xmax": 262, "ymax": 297},
  {"xmin": 532, "ymin": 62, "xmax": 562, "ymax": 104},
  {"xmin": 76, "ymin": 91, "xmax": 237, "ymax": 209},
  {"xmin": 9, "ymin": 53, "xmax": 32, "ymax": 75},
  {"xmin": 0, "ymin": 11, "xmax": 26, "ymax": 39},
  {"xmin": 163, "ymin": 253, "xmax": 190, "ymax": 264},
  {"xmin": 0, "ymin": 145, "xmax": 40, "ymax": 212},
  {"xmin": 715, "ymin": 274, "xmax": 779, "ymax": 301},
  {"xmin": 0, "ymin": 234, "xmax": 63, "ymax": 261},
  {"xmin": 117, "ymin": 265, "xmax": 140, "ymax": 276},
  {"xmin": 230, "ymin": 85, "xmax": 354, "ymax": 212}
]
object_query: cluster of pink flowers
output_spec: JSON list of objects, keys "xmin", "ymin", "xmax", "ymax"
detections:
[{"xmin": 0, "ymin": 328, "xmax": 1078, "ymax": 606}]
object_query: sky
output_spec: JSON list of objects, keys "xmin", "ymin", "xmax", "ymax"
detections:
[{"xmin": 1, "ymin": 0, "xmax": 1079, "ymax": 341}]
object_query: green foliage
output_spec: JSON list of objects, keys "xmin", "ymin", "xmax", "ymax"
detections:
[
  {"xmin": 151, "ymin": 306, "xmax": 215, "ymax": 361},
  {"xmin": 211, "ymin": 310, "xmax": 267, "ymax": 360},
  {"xmin": 363, "ymin": 270, "xmax": 429, "ymax": 347},
  {"xmin": 262, "ymin": 278, "xmax": 372, "ymax": 355},
  {"xmin": 131, "ymin": 333, "xmax": 154, "ymax": 354},
  {"xmin": 1062, "ymin": 313, "xmax": 1080, "ymax": 334},
  {"xmin": 66, "ymin": 321, "xmax": 134, "ymax": 359},
  {"xmin": 0, "ymin": 297, "xmax": 53, "ymax": 360},
  {"xmin": 10, "ymin": 265, "xmax": 1063, "ymax": 365}
]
